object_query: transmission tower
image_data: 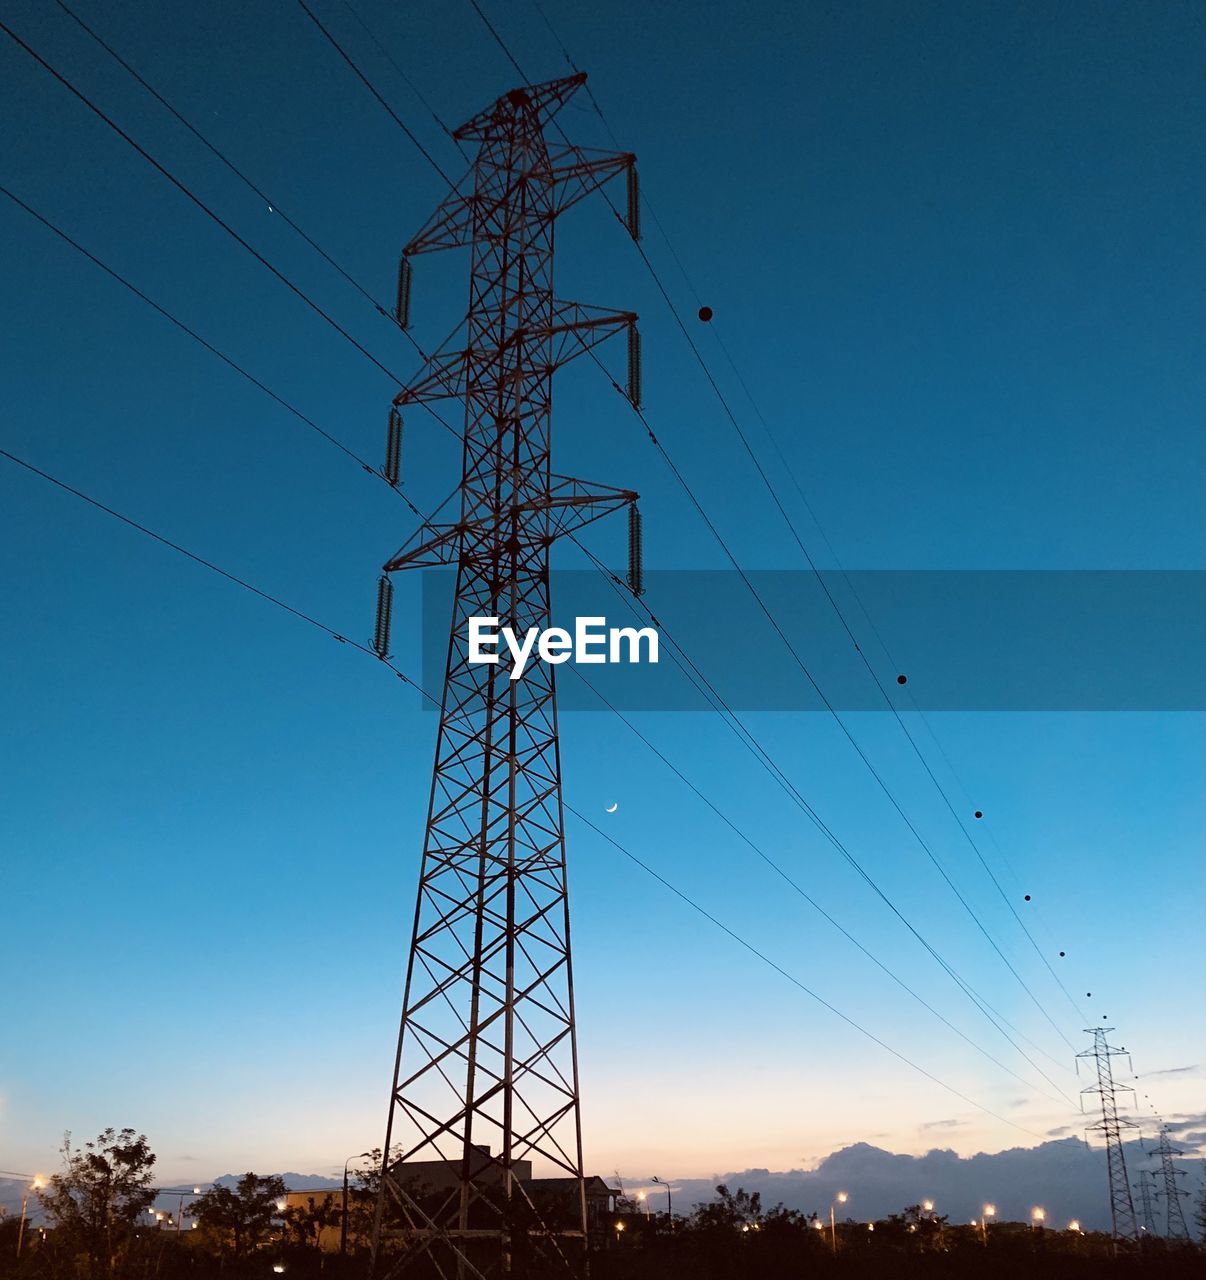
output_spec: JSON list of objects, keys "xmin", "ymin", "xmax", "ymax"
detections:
[
  {"xmin": 368, "ymin": 72, "xmax": 641, "ymax": 1278},
  {"xmin": 1151, "ymin": 1124, "xmax": 1191, "ymax": 1239},
  {"xmin": 1077, "ymin": 1027, "xmax": 1139, "ymax": 1245},
  {"xmin": 1134, "ymin": 1168, "xmax": 1157, "ymax": 1236}
]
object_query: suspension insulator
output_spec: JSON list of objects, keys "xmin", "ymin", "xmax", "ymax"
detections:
[
  {"xmin": 626, "ymin": 324, "xmax": 642, "ymax": 410},
  {"xmin": 395, "ymin": 255, "xmax": 413, "ymax": 328},
  {"xmin": 373, "ymin": 574, "xmax": 394, "ymax": 659},
  {"xmin": 626, "ymin": 163, "xmax": 641, "ymax": 242},
  {"xmin": 385, "ymin": 407, "xmax": 403, "ymax": 486},
  {"xmin": 627, "ymin": 504, "xmax": 644, "ymax": 599}
]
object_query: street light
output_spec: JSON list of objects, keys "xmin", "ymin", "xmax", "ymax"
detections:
[
  {"xmin": 650, "ymin": 1176, "xmax": 673, "ymax": 1223},
  {"xmin": 1031, "ymin": 1206, "xmax": 1045, "ymax": 1231},
  {"xmin": 980, "ymin": 1203, "xmax": 995, "ymax": 1246},
  {"xmin": 1068, "ymin": 1220, "xmax": 1081, "ymax": 1233},
  {"xmin": 635, "ymin": 1190, "xmax": 650, "ymax": 1222},
  {"xmin": 922, "ymin": 1199, "xmax": 934, "ymax": 1215},
  {"xmin": 176, "ymin": 1187, "xmax": 202, "ymax": 1233},
  {"xmin": 16, "ymin": 1176, "xmax": 45, "ymax": 1259},
  {"xmin": 341, "ymin": 1150, "xmax": 373, "ymax": 1258},
  {"xmin": 830, "ymin": 1192, "xmax": 848, "ymax": 1255}
]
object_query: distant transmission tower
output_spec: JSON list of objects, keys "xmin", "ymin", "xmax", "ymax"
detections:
[
  {"xmin": 1077, "ymin": 1027, "xmax": 1139, "ymax": 1245},
  {"xmin": 1151, "ymin": 1124, "xmax": 1191, "ymax": 1239},
  {"xmin": 369, "ymin": 72, "xmax": 641, "ymax": 1278},
  {"xmin": 1134, "ymin": 1168, "xmax": 1157, "ymax": 1236}
]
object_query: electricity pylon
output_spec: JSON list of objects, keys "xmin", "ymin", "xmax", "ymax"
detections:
[
  {"xmin": 1151, "ymin": 1124, "xmax": 1191, "ymax": 1239},
  {"xmin": 369, "ymin": 72, "xmax": 640, "ymax": 1278},
  {"xmin": 1077, "ymin": 1027, "xmax": 1139, "ymax": 1245},
  {"xmin": 1134, "ymin": 1169, "xmax": 1157, "ymax": 1236}
]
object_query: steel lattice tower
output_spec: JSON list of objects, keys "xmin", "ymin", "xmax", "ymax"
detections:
[
  {"xmin": 1077, "ymin": 1027, "xmax": 1139, "ymax": 1245},
  {"xmin": 1151, "ymin": 1124, "xmax": 1191, "ymax": 1239},
  {"xmin": 369, "ymin": 72, "xmax": 640, "ymax": 1278},
  {"xmin": 1134, "ymin": 1169, "xmax": 1157, "ymax": 1236}
]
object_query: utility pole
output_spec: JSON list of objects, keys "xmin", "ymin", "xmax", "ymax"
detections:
[
  {"xmin": 1151, "ymin": 1124, "xmax": 1191, "ymax": 1239},
  {"xmin": 369, "ymin": 71, "xmax": 641, "ymax": 1279},
  {"xmin": 1077, "ymin": 1027, "xmax": 1139, "ymax": 1246}
]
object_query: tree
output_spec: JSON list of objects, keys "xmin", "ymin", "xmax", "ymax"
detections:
[
  {"xmin": 283, "ymin": 1193, "xmax": 340, "ymax": 1251},
  {"xmin": 189, "ymin": 1173, "xmax": 286, "ymax": 1261},
  {"xmin": 690, "ymin": 1184, "xmax": 763, "ymax": 1233},
  {"xmin": 37, "ymin": 1128, "xmax": 157, "ymax": 1279}
]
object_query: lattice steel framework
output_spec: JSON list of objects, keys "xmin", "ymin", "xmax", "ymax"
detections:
[
  {"xmin": 369, "ymin": 72, "xmax": 639, "ymax": 1278},
  {"xmin": 1150, "ymin": 1124, "xmax": 1190, "ymax": 1239},
  {"xmin": 1134, "ymin": 1169, "xmax": 1157, "ymax": 1236},
  {"xmin": 1077, "ymin": 1027, "xmax": 1139, "ymax": 1245}
]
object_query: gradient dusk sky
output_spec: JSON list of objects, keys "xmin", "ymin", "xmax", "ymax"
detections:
[{"xmin": 1, "ymin": 0, "xmax": 1202, "ymax": 1189}]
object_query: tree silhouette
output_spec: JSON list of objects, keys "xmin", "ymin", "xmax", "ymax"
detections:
[
  {"xmin": 188, "ymin": 1173, "xmax": 286, "ymax": 1261},
  {"xmin": 37, "ymin": 1128, "xmax": 157, "ymax": 1280},
  {"xmin": 283, "ymin": 1193, "xmax": 340, "ymax": 1250}
]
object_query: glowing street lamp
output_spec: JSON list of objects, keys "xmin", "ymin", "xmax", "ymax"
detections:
[
  {"xmin": 980, "ymin": 1203, "xmax": 995, "ymax": 1246},
  {"xmin": 1068, "ymin": 1219, "xmax": 1082, "ymax": 1233},
  {"xmin": 922, "ymin": 1199, "xmax": 934, "ymax": 1214},
  {"xmin": 830, "ymin": 1192, "xmax": 848, "ymax": 1255},
  {"xmin": 1030, "ymin": 1206, "xmax": 1045, "ymax": 1232},
  {"xmin": 636, "ymin": 1190, "xmax": 650, "ymax": 1222},
  {"xmin": 16, "ymin": 1176, "xmax": 45, "ymax": 1259}
]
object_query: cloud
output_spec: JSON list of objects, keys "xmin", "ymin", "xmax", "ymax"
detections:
[
  {"xmin": 1136, "ymin": 1064, "xmax": 1201, "ymax": 1080},
  {"xmin": 1162, "ymin": 1112, "xmax": 1206, "ymax": 1141},
  {"xmin": 919, "ymin": 1118, "xmax": 964, "ymax": 1132},
  {"xmin": 1046, "ymin": 1126, "xmax": 1074, "ymax": 1138},
  {"xmin": 648, "ymin": 1137, "xmax": 1131, "ymax": 1230}
]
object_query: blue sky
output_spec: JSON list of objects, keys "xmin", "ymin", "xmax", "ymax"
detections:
[{"xmin": 1, "ymin": 0, "xmax": 1202, "ymax": 1189}]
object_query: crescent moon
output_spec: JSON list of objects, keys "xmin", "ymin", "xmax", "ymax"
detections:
[{"xmin": 605, "ymin": 803, "xmax": 618, "ymax": 814}]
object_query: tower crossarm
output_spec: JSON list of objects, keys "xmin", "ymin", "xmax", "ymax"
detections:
[
  {"xmin": 393, "ymin": 349, "xmax": 469, "ymax": 406},
  {"xmin": 546, "ymin": 145, "xmax": 635, "ymax": 218},
  {"xmin": 394, "ymin": 303, "xmax": 634, "ymax": 412},
  {"xmin": 383, "ymin": 479, "xmax": 637, "ymax": 572}
]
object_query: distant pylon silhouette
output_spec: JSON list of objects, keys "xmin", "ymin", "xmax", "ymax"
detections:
[
  {"xmin": 1077, "ymin": 1027, "xmax": 1139, "ymax": 1244},
  {"xmin": 1150, "ymin": 1124, "xmax": 1190, "ymax": 1239},
  {"xmin": 367, "ymin": 71, "xmax": 641, "ymax": 1280},
  {"xmin": 1134, "ymin": 1168, "xmax": 1157, "ymax": 1236}
]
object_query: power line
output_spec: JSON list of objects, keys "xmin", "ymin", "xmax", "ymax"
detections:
[
  {"xmin": 0, "ymin": 17, "xmax": 420, "ymax": 395},
  {"xmin": 1, "ymin": 173, "xmax": 1071, "ymax": 1108},
  {"xmin": 336, "ymin": 0, "xmax": 469, "ymax": 158},
  {"xmin": 50, "ymin": 0, "xmax": 401, "ymax": 327},
  {"xmin": 566, "ymin": 658, "xmax": 1073, "ymax": 1107},
  {"xmin": 580, "ymin": 340, "xmax": 1078, "ymax": 1052},
  {"xmin": 0, "ymin": 445, "xmax": 410, "ymax": 679},
  {"xmin": 8, "ymin": 4, "xmax": 479, "ymax": 464},
  {"xmin": 2, "ymin": 178, "xmax": 1072, "ymax": 1107},
  {"xmin": 0, "ymin": 181, "xmax": 429, "ymax": 524},
  {"xmin": 16, "ymin": 0, "xmax": 1082, "ymax": 1096},
  {"xmin": 294, "ymin": 0, "xmax": 457, "ymax": 187},
  {"xmin": 296, "ymin": 1, "xmax": 1078, "ymax": 1059},
  {"xmin": 573, "ymin": 803, "xmax": 1054, "ymax": 1143},
  {"xmin": 507, "ymin": 0, "xmax": 1088, "ymax": 1027},
  {"xmin": 572, "ymin": 537, "xmax": 1072, "ymax": 1085},
  {"xmin": 0, "ymin": 445, "xmax": 1057, "ymax": 1145}
]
